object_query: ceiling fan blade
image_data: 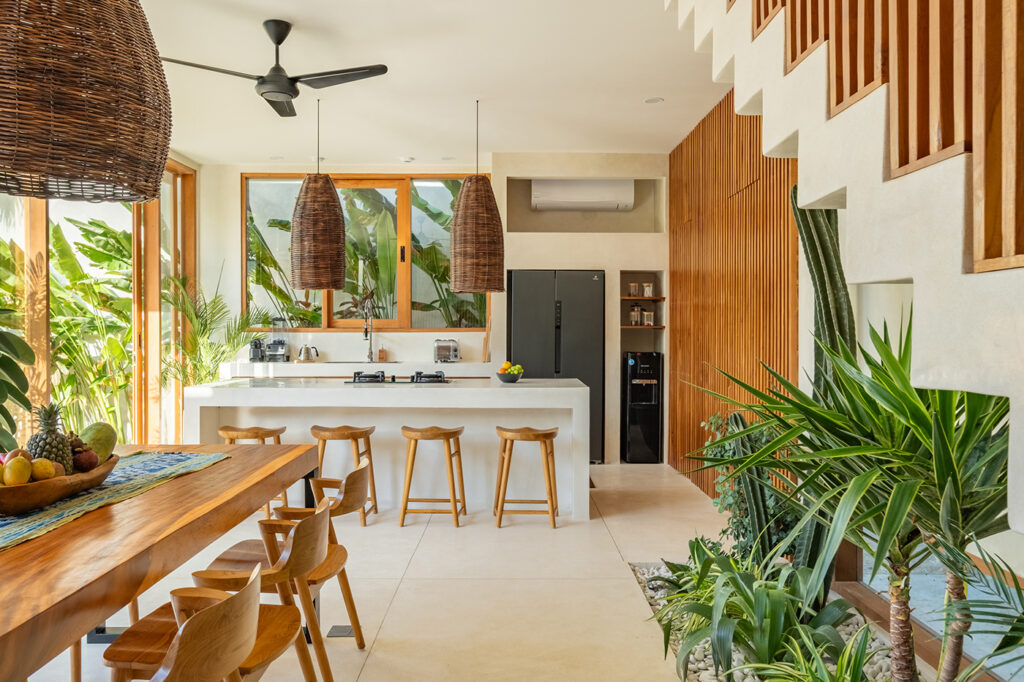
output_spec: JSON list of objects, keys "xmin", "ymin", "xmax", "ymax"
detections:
[
  {"xmin": 161, "ymin": 57, "xmax": 259, "ymax": 80},
  {"xmin": 266, "ymin": 98, "xmax": 297, "ymax": 117},
  {"xmin": 294, "ymin": 64, "xmax": 388, "ymax": 89}
]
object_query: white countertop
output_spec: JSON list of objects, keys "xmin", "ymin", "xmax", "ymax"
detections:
[
  {"xmin": 186, "ymin": 377, "xmax": 588, "ymax": 408},
  {"xmin": 221, "ymin": 361, "xmax": 495, "ymax": 379}
]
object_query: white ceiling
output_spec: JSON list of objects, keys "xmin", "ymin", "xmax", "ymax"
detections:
[{"xmin": 141, "ymin": 0, "xmax": 728, "ymax": 167}]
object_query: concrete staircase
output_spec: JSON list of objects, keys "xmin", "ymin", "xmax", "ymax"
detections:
[{"xmin": 665, "ymin": 0, "xmax": 1024, "ymax": 531}]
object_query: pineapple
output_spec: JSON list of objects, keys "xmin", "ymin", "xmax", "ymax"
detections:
[{"xmin": 26, "ymin": 403, "xmax": 73, "ymax": 474}]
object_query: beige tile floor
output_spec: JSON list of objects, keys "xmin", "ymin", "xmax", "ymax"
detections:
[{"xmin": 31, "ymin": 463, "xmax": 725, "ymax": 682}]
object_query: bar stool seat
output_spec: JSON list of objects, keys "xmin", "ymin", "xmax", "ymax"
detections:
[
  {"xmin": 218, "ymin": 425, "xmax": 289, "ymax": 518},
  {"xmin": 493, "ymin": 426, "xmax": 559, "ymax": 528},
  {"xmin": 309, "ymin": 424, "xmax": 378, "ymax": 525},
  {"xmin": 399, "ymin": 426, "xmax": 467, "ymax": 527}
]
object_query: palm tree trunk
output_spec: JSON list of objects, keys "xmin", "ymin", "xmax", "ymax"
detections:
[
  {"xmin": 937, "ymin": 569, "xmax": 970, "ymax": 682},
  {"xmin": 889, "ymin": 562, "xmax": 919, "ymax": 682}
]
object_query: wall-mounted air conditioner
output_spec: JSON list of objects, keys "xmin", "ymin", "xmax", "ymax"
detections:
[{"xmin": 530, "ymin": 179, "xmax": 635, "ymax": 212}]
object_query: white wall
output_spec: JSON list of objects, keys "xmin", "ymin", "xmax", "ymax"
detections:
[{"xmin": 192, "ymin": 153, "xmax": 670, "ymax": 464}]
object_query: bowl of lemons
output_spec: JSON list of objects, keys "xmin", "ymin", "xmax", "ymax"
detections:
[{"xmin": 497, "ymin": 361, "xmax": 524, "ymax": 383}]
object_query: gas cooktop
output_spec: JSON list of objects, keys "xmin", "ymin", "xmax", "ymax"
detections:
[{"xmin": 346, "ymin": 370, "xmax": 450, "ymax": 384}]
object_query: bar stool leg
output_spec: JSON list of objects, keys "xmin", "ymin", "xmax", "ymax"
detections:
[
  {"xmin": 363, "ymin": 436, "xmax": 379, "ymax": 515},
  {"xmin": 496, "ymin": 441, "xmax": 513, "ymax": 528},
  {"xmin": 350, "ymin": 438, "xmax": 367, "ymax": 527},
  {"xmin": 453, "ymin": 436, "xmax": 467, "ymax": 516},
  {"xmin": 399, "ymin": 439, "xmax": 417, "ymax": 527},
  {"xmin": 493, "ymin": 438, "xmax": 508, "ymax": 516},
  {"xmin": 540, "ymin": 440, "xmax": 556, "ymax": 528},
  {"xmin": 443, "ymin": 438, "xmax": 460, "ymax": 527},
  {"xmin": 547, "ymin": 439, "xmax": 559, "ymax": 516}
]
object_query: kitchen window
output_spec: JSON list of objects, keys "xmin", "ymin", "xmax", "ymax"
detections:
[{"xmin": 243, "ymin": 174, "xmax": 488, "ymax": 331}]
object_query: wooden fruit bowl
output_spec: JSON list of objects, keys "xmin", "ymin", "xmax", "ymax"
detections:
[{"xmin": 0, "ymin": 455, "xmax": 119, "ymax": 516}]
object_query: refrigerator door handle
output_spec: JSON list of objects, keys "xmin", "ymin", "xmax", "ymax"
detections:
[{"xmin": 554, "ymin": 300, "xmax": 562, "ymax": 374}]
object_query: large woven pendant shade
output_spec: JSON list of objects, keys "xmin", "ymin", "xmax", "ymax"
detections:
[
  {"xmin": 450, "ymin": 100, "xmax": 504, "ymax": 293},
  {"xmin": 290, "ymin": 173, "xmax": 346, "ymax": 290},
  {"xmin": 0, "ymin": 0, "xmax": 171, "ymax": 202},
  {"xmin": 450, "ymin": 174, "xmax": 505, "ymax": 293}
]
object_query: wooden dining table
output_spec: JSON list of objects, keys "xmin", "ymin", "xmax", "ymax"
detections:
[{"xmin": 0, "ymin": 443, "xmax": 316, "ymax": 681}]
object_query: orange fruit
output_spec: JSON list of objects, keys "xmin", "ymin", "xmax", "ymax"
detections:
[{"xmin": 498, "ymin": 367, "xmax": 506, "ymax": 374}]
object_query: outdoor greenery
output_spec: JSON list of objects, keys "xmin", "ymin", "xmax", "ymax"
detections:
[
  {"xmin": 0, "ymin": 209, "xmax": 136, "ymax": 441},
  {"xmin": 245, "ymin": 179, "xmax": 486, "ymax": 329},
  {"xmin": 161, "ymin": 276, "xmax": 265, "ymax": 387}
]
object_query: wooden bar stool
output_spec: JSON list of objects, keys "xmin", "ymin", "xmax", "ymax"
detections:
[
  {"xmin": 399, "ymin": 426, "xmax": 467, "ymax": 527},
  {"xmin": 310, "ymin": 424, "xmax": 378, "ymax": 525},
  {"xmin": 493, "ymin": 427, "xmax": 559, "ymax": 528},
  {"xmin": 219, "ymin": 425, "xmax": 289, "ymax": 518}
]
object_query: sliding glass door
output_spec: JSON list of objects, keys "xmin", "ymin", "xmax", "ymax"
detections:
[{"xmin": 0, "ymin": 159, "xmax": 196, "ymax": 446}]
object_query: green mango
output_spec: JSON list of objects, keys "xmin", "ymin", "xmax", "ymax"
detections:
[{"xmin": 80, "ymin": 422, "xmax": 117, "ymax": 463}]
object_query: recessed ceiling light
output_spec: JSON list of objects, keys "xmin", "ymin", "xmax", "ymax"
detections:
[
  {"xmin": 269, "ymin": 155, "xmax": 284, "ymax": 161},
  {"xmin": 644, "ymin": 97, "xmax": 665, "ymax": 104},
  {"xmin": 400, "ymin": 156, "xmax": 415, "ymax": 163},
  {"xmin": 441, "ymin": 156, "xmax": 456, "ymax": 161}
]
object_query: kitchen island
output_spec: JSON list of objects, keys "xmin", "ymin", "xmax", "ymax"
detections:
[{"xmin": 183, "ymin": 377, "xmax": 591, "ymax": 520}]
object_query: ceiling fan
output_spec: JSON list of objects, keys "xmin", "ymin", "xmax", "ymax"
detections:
[{"xmin": 161, "ymin": 19, "xmax": 388, "ymax": 117}]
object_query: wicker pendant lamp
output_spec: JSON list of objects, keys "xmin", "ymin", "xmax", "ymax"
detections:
[
  {"xmin": 0, "ymin": 0, "xmax": 171, "ymax": 202},
  {"xmin": 450, "ymin": 100, "xmax": 505, "ymax": 293},
  {"xmin": 290, "ymin": 100, "xmax": 346, "ymax": 290}
]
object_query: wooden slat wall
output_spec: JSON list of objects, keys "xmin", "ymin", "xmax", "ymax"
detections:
[
  {"xmin": 754, "ymin": 0, "xmax": 786, "ymax": 37},
  {"xmin": 787, "ymin": 0, "xmax": 829, "ymax": 70},
  {"xmin": 972, "ymin": 0, "xmax": 1024, "ymax": 272},
  {"xmin": 829, "ymin": 0, "xmax": 889, "ymax": 114},
  {"xmin": 888, "ymin": 0, "xmax": 972, "ymax": 177},
  {"xmin": 668, "ymin": 92, "xmax": 800, "ymax": 494}
]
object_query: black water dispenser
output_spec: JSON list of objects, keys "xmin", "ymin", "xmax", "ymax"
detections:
[{"xmin": 621, "ymin": 352, "xmax": 663, "ymax": 463}]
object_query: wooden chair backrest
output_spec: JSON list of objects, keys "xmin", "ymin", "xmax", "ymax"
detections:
[
  {"xmin": 152, "ymin": 566, "xmax": 261, "ymax": 682},
  {"xmin": 335, "ymin": 460, "xmax": 370, "ymax": 517},
  {"xmin": 274, "ymin": 497, "xmax": 331, "ymax": 580}
]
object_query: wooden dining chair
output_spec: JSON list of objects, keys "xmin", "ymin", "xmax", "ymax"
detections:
[
  {"xmin": 193, "ymin": 497, "xmax": 336, "ymax": 682},
  {"xmin": 152, "ymin": 565, "xmax": 262, "ymax": 682},
  {"xmin": 273, "ymin": 459, "xmax": 371, "ymax": 648},
  {"xmin": 218, "ymin": 425, "xmax": 289, "ymax": 518},
  {"xmin": 103, "ymin": 500, "xmax": 331, "ymax": 682}
]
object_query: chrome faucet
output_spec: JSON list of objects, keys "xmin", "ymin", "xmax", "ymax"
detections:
[{"xmin": 362, "ymin": 298, "xmax": 374, "ymax": 362}]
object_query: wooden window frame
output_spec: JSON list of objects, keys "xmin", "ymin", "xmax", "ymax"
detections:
[{"xmin": 240, "ymin": 172, "xmax": 491, "ymax": 334}]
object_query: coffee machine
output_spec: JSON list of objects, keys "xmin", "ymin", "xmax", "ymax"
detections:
[{"xmin": 249, "ymin": 339, "xmax": 265, "ymax": 362}]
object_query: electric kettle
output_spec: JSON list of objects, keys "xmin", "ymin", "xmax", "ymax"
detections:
[{"xmin": 296, "ymin": 345, "xmax": 319, "ymax": 363}]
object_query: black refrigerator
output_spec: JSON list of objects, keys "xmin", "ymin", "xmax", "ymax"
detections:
[{"xmin": 507, "ymin": 270, "xmax": 605, "ymax": 464}]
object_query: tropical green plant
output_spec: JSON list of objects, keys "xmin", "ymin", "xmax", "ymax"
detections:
[
  {"xmin": 788, "ymin": 184, "xmax": 857, "ymax": 615},
  {"xmin": 0, "ymin": 308, "xmax": 34, "ymax": 450},
  {"xmin": 651, "ymin": 538, "xmax": 857, "ymax": 680},
  {"xmin": 245, "ymin": 214, "xmax": 322, "ymax": 327},
  {"xmin": 930, "ymin": 539, "xmax": 1024, "ymax": 681},
  {"xmin": 733, "ymin": 624, "xmax": 882, "ymax": 682},
  {"xmin": 701, "ymin": 319, "xmax": 1013, "ymax": 682},
  {"xmin": 703, "ymin": 412, "xmax": 798, "ymax": 562},
  {"xmin": 161, "ymin": 276, "xmax": 265, "ymax": 387},
  {"xmin": 697, "ymin": 323, "xmax": 930, "ymax": 682}
]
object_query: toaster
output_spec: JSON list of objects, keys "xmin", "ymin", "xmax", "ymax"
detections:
[{"xmin": 433, "ymin": 339, "xmax": 460, "ymax": 363}]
